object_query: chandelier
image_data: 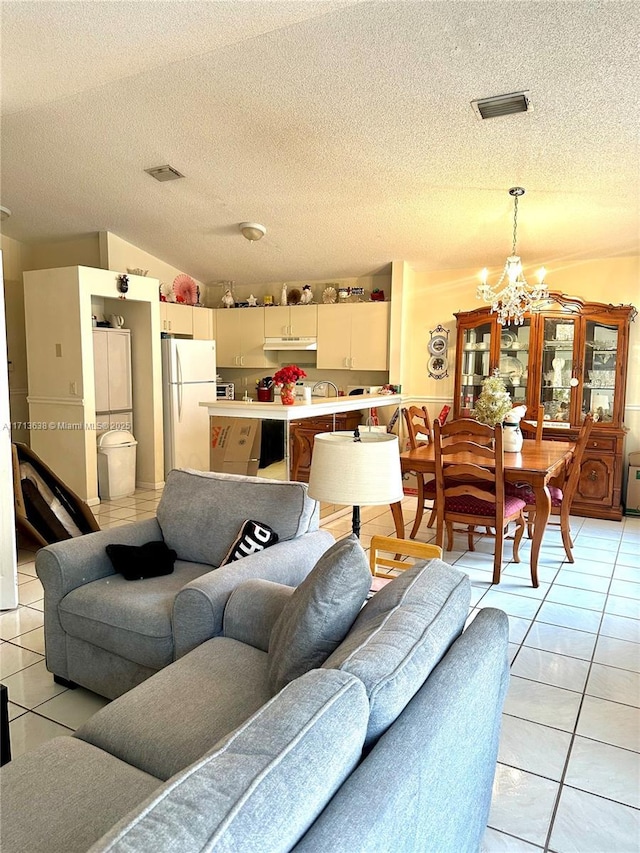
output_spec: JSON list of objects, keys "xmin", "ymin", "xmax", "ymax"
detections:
[{"xmin": 476, "ymin": 187, "xmax": 549, "ymax": 326}]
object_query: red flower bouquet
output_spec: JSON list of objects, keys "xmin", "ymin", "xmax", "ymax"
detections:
[
  {"xmin": 273, "ymin": 365, "xmax": 307, "ymax": 386},
  {"xmin": 273, "ymin": 365, "xmax": 306, "ymax": 405}
]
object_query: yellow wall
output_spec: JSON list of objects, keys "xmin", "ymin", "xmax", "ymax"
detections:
[
  {"xmin": 402, "ymin": 256, "xmax": 639, "ymax": 453},
  {"xmin": 23, "ymin": 234, "xmax": 100, "ymax": 271},
  {"xmin": 1, "ymin": 235, "xmax": 29, "ymax": 443},
  {"xmin": 100, "ymin": 232, "xmax": 204, "ymax": 295}
]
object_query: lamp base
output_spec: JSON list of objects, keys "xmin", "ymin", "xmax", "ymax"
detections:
[{"xmin": 352, "ymin": 505, "xmax": 361, "ymax": 538}]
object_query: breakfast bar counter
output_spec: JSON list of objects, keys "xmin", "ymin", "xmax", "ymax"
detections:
[{"xmin": 201, "ymin": 394, "xmax": 402, "ymax": 478}]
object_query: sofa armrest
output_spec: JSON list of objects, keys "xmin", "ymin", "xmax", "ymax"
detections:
[
  {"xmin": 223, "ymin": 579, "xmax": 295, "ymax": 652},
  {"xmin": 173, "ymin": 529, "xmax": 334, "ymax": 658},
  {"xmin": 36, "ymin": 518, "xmax": 163, "ymax": 599},
  {"xmin": 36, "ymin": 518, "xmax": 163, "ymax": 682}
]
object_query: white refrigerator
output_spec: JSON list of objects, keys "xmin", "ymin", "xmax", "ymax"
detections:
[{"xmin": 162, "ymin": 338, "xmax": 216, "ymax": 476}]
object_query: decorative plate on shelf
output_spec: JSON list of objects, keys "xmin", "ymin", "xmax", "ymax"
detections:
[
  {"xmin": 173, "ymin": 274, "xmax": 198, "ymax": 305},
  {"xmin": 322, "ymin": 286, "xmax": 337, "ymax": 304},
  {"xmin": 287, "ymin": 288, "xmax": 302, "ymax": 305},
  {"xmin": 499, "ymin": 356, "xmax": 524, "ymax": 379},
  {"xmin": 501, "ymin": 331, "xmax": 516, "ymax": 349}
]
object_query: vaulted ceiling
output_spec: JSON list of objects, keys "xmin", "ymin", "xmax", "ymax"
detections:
[{"xmin": 1, "ymin": 1, "xmax": 638, "ymax": 285}]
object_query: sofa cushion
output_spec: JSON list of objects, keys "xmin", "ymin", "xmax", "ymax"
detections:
[
  {"xmin": 90, "ymin": 669, "xmax": 369, "ymax": 853},
  {"xmin": 0, "ymin": 737, "xmax": 160, "ymax": 853},
  {"xmin": 323, "ymin": 558, "xmax": 470, "ymax": 745},
  {"xmin": 268, "ymin": 535, "xmax": 371, "ymax": 694},
  {"xmin": 219, "ymin": 519, "xmax": 279, "ymax": 566},
  {"xmin": 58, "ymin": 560, "xmax": 211, "ymax": 671},
  {"xmin": 75, "ymin": 637, "xmax": 272, "ymax": 780},
  {"xmin": 157, "ymin": 469, "xmax": 318, "ymax": 566}
]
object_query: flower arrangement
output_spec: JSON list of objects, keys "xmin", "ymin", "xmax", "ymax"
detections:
[
  {"xmin": 272, "ymin": 365, "xmax": 307, "ymax": 387},
  {"xmin": 473, "ymin": 372, "xmax": 513, "ymax": 426}
]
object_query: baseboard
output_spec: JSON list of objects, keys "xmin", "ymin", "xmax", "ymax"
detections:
[{"xmin": 136, "ymin": 480, "xmax": 165, "ymax": 491}]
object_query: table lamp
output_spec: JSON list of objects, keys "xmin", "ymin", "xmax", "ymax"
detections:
[{"xmin": 307, "ymin": 429, "xmax": 404, "ymax": 537}]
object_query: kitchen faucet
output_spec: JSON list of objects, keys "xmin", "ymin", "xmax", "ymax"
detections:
[{"xmin": 312, "ymin": 380, "xmax": 339, "ymax": 398}]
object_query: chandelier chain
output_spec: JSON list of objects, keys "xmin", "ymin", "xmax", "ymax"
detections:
[{"xmin": 512, "ymin": 195, "xmax": 518, "ymax": 256}]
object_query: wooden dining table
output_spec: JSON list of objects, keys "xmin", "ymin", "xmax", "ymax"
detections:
[{"xmin": 391, "ymin": 438, "xmax": 575, "ymax": 587}]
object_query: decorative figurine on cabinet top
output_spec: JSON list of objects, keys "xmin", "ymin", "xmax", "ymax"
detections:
[
  {"xmin": 221, "ymin": 288, "xmax": 235, "ymax": 308},
  {"xmin": 300, "ymin": 285, "xmax": 313, "ymax": 304}
]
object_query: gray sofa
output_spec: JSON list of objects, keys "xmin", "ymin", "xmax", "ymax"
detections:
[
  {"xmin": 2, "ymin": 539, "xmax": 510, "ymax": 853},
  {"xmin": 36, "ymin": 469, "xmax": 334, "ymax": 699}
]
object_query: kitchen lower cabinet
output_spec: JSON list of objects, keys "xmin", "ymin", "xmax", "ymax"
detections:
[
  {"xmin": 317, "ymin": 303, "xmax": 389, "ymax": 370},
  {"xmin": 289, "ymin": 410, "xmax": 362, "ymax": 482}
]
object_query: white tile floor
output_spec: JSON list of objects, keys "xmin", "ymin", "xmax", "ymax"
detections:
[{"xmin": 2, "ymin": 491, "xmax": 639, "ymax": 852}]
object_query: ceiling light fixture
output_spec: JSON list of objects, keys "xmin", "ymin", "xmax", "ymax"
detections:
[
  {"xmin": 239, "ymin": 222, "xmax": 266, "ymax": 242},
  {"xmin": 0, "ymin": 206, "xmax": 11, "ymax": 221},
  {"xmin": 477, "ymin": 187, "xmax": 549, "ymax": 326}
]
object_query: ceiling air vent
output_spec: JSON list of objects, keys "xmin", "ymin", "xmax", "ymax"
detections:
[
  {"xmin": 144, "ymin": 165, "xmax": 185, "ymax": 182},
  {"xmin": 471, "ymin": 91, "xmax": 532, "ymax": 120}
]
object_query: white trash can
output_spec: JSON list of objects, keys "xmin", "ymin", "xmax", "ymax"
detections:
[{"xmin": 97, "ymin": 430, "xmax": 137, "ymax": 500}]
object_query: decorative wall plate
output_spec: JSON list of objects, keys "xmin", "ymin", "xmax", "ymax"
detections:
[
  {"xmin": 428, "ymin": 355, "xmax": 448, "ymax": 376},
  {"xmin": 173, "ymin": 274, "xmax": 198, "ymax": 305},
  {"xmin": 427, "ymin": 325, "xmax": 450, "ymax": 379},
  {"xmin": 322, "ymin": 286, "xmax": 337, "ymax": 304},
  {"xmin": 427, "ymin": 333, "xmax": 448, "ymax": 356}
]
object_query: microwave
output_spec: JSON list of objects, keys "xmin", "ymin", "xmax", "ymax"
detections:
[{"xmin": 216, "ymin": 383, "xmax": 234, "ymax": 399}]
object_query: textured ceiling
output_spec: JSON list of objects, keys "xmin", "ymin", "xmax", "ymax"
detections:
[{"xmin": 1, "ymin": 1, "xmax": 639, "ymax": 285}]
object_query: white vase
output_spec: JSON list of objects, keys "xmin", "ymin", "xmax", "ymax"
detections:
[{"xmin": 503, "ymin": 422, "xmax": 523, "ymax": 452}]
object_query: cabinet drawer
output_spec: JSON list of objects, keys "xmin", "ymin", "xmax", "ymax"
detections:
[{"xmin": 587, "ymin": 437, "xmax": 615, "ymax": 452}]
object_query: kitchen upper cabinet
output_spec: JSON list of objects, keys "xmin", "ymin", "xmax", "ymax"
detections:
[
  {"xmin": 192, "ymin": 307, "xmax": 216, "ymax": 341},
  {"xmin": 92, "ymin": 328, "xmax": 132, "ymax": 413},
  {"xmin": 316, "ymin": 303, "xmax": 390, "ymax": 371},
  {"xmin": 215, "ymin": 308, "xmax": 275, "ymax": 368},
  {"xmin": 453, "ymin": 293, "xmax": 635, "ymax": 520},
  {"xmin": 264, "ymin": 305, "xmax": 318, "ymax": 338},
  {"xmin": 160, "ymin": 303, "xmax": 193, "ymax": 336}
]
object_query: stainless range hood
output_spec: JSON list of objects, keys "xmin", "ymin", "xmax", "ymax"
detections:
[{"xmin": 263, "ymin": 336, "xmax": 317, "ymax": 351}]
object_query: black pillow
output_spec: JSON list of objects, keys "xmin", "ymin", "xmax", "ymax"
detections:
[
  {"xmin": 105, "ymin": 541, "xmax": 177, "ymax": 581},
  {"xmin": 219, "ymin": 520, "xmax": 279, "ymax": 566}
]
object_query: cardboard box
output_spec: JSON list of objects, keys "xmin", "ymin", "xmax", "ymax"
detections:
[{"xmin": 210, "ymin": 417, "xmax": 262, "ymax": 477}]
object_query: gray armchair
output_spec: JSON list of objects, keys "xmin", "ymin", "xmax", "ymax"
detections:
[{"xmin": 36, "ymin": 469, "xmax": 334, "ymax": 699}]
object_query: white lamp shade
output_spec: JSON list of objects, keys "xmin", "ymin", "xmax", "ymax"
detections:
[{"xmin": 308, "ymin": 431, "xmax": 404, "ymax": 506}]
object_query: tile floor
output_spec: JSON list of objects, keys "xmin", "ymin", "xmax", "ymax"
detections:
[{"xmin": 2, "ymin": 490, "xmax": 639, "ymax": 852}]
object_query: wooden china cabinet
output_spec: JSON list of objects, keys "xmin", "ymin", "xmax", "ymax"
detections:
[{"xmin": 453, "ymin": 293, "xmax": 636, "ymax": 520}]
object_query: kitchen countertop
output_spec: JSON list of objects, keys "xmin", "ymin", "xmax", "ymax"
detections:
[{"xmin": 200, "ymin": 393, "xmax": 402, "ymax": 421}]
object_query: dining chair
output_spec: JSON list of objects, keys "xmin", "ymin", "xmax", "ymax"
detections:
[
  {"xmin": 516, "ymin": 414, "xmax": 594, "ymax": 562},
  {"xmin": 433, "ymin": 419, "xmax": 527, "ymax": 584},
  {"xmin": 402, "ymin": 406, "xmax": 437, "ymax": 538},
  {"xmin": 369, "ymin": 534, "xmax": 442, "ymax": 589},
  {"xmin": 519, "ymin": 404, "xmax": 545, "ymax": 442}
]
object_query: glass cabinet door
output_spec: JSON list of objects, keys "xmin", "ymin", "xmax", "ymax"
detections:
[
  {"xmin": 498, "ymin": 319, "xmax": 531, "ymax": 407},
  {"xmin": 540, "ymin": 318, "xmax": 576, "ymax": 425},
  {"xmin": 459, "ymin": 320, "xmax": 493, "ymax": 412},
  {"xmin": 582, "ymin": 320, "xmax": 619, "ymax": 425}
]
